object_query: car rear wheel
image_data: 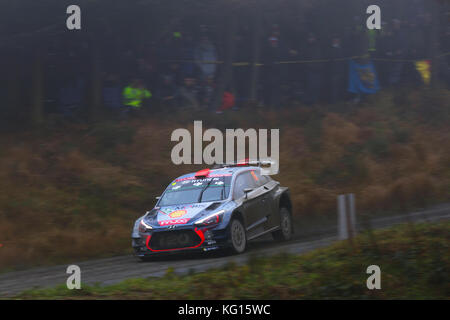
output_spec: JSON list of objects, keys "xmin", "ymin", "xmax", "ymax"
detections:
[
  {"xmin": 272, "ymin": 207, "xmax": 293, "ymax": 241},
  {"xmin": 229, "ymin": 218, "xmax": 247, "ymax": 254}
]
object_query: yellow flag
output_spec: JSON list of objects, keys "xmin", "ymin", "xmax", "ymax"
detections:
[{"xmin": 415, "ymin": 60, "xmax": 431, "ymax": 85}]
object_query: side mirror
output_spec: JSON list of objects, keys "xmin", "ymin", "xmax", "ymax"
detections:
[{"xmin": 243, "ymin": 188, "xmax": 253, "ymax": 199}]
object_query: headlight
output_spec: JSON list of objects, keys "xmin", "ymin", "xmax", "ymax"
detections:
[
  {"xmin": 194, "ymin": 210, "xmax": 225, "ymax": 227},
  {"xmin": 138, "ymin": 219, "xmax": 153, "ymax": 232}
]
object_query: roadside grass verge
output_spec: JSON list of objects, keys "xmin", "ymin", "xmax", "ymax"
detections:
[{"xmin": 14, "ymin": 221, "xmax": 450, "ymax": 300}]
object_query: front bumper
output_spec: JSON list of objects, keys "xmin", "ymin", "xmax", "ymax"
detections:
[{"xmin": 132, "ymin": 225, "xmax": 229, "ymax": 257}]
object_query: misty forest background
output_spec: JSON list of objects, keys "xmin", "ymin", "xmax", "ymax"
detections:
[{"xmin": 0, "ymin": 0, "xmax": 449, "ymax": 270}]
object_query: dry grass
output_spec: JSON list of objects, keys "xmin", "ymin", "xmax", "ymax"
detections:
[{"xmin": 0, "ymin": 88, "xmax": 449, "ymax": 270}]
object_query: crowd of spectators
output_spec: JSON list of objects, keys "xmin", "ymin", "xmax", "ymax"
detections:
[{"xmin": 45, "ymin": 3, "xmax": 449, "ymax": 118}]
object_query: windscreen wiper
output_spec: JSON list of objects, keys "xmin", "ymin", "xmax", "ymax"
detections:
[
  {"xmin": 221, "ymin": 180, "xmax": 226, "ymax": 200},
  {"xmin": 197, "ymin": 178, "xmax": 214, "ymax": 202}
]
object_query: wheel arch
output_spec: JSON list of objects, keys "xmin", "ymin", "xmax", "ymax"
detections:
[
  {"xmin": 231, "ymin": 210, "xmax": 245, "ymax": 224},
  {"xmin": 278, "ymin": 188, "xmax": 292, "ymax": 213}
]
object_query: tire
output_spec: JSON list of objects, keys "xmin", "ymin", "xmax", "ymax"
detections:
[
  {"xmin": 138, "ymin": 256, "xmax": 153, "ymax": 262},
  {"xmin": 228, "ymin": 218, "xmax": 247, "ymax": 254},
  {"xmin": 272, "ymin": 207, "xmax": 293, "ymax": 241}
]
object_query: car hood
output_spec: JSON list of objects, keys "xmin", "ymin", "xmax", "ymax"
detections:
[{"xmin": 143, "ymin": 201, "xmax": 223, "ymax": 227}]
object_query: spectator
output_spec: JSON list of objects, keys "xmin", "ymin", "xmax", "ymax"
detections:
[
  {"xmin": 157, "ymin": 74, "xmax": 178, "ymax": 108},
  {"xmin": 216, "ymin": 89, "xmax": 236, "ymax": 114},
  {"xmin": 137, "ymin": 42, "xmax": 159, "ymax": 90},
  {"xmin": 194, "ymin": 36, "xmax": 218, "ymax": 82},
  {"xmin": 303, "ymin": 33, "xmax": 322, "ymax": 105},
  {"xmin": 262, "ymin": 31, "xmax": 283, "ymax": 107},
  {"xmin": 284, "ymin": 45, "xmax": 302, "ymax": 103},
  {"xmin": 329, "ymin": 37, "xmax": 346, "ymax": 103},
  {"xmin": 387, "ymin": 19, "xmax": 407, "ymax": 85},
  {"xmin": 178, "ymin": 77, "xmax": 200, "ymax": 109},
  {"xmin": 180, "ymin": 35, "xmax": 198, "ymax": 80},
  {"xmin": 233, "ymin": 31, "xmax": 251, "ymax": 105},
  {"xmin": 58, "ymin": 76, "xmax": 85, "ymax": 117},
  {"xmin": 122, "ymin": 78, "xmax": 152, "ymax": 113},
  {"xmin": 103, "ymin": 74, "xmax": 123, "ymax": 110},
  {"xmin": 201, "ymin": 76, "xmax": 215, "ymax": 110},
  {"xmin": 157, "ymin": 37, "xmax": 181, "ymax": 82}
]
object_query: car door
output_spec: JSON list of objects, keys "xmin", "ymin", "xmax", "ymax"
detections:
[
  {"xmin": 233, "ymin": 170, "xmax": 268, "ymax": 239},
  {"xmin": 252, "ymin": 170, "xmax": 280, "ymax": 230},
  {"xmin": 248, "ymin": 169, "xmax": 279, "ymax": 233}
]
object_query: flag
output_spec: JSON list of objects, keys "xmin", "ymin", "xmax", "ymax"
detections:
[
  {"xmin": 415, "ymin": 60, "xmax": 431, "ymax": 85},
  {"xmin": 348, "ymin": 60, "xmax": 380, "ymax": 94}
]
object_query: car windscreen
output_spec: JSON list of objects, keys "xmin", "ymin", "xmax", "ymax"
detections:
[{"xmin": 158, "ymin": 175, "xmax": 232, "ymax": 206}]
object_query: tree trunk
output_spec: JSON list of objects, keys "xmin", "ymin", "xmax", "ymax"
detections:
[
  {"xmin": 249, "ymin": 6, "xmax": 262, "ymax": 102},
  {"xmin": 31, "ymin": 48, "xmax": 44, "ymax": 127},
  {"xmin": 430, "ymin": 0, "xmax": 440, "ymax": 87},
  {"xmin": 211, "ymin": 9, "xmax": 238, "ymax": 112},
  {"xmin": 89, "ymin": 35, "xmax": 103, "ymax": 121},
  {"xmin": 6, "ymin": 59, "xmax": 21, "ymax": 125}
]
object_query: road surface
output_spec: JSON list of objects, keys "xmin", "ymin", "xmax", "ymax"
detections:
[{"xmin": 0, "ymin": 204, "xmax": 449, "ymax": 297}]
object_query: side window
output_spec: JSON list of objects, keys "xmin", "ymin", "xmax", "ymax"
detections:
[
  {"xmin": 249, "ymin": 169, "xmax": 270, "ymax": 187},
  {"xmin": 233, "ymin": 172, "xmax": 257, "ymax": 199},
  {"xmin": 251, "ymin": 169, "xmax": 268, "ymax": 186},
  {"xmin": 259, "ymin": 174, "xmax": 269, "ymax": 185}
]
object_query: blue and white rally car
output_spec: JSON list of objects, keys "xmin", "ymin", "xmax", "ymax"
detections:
[{"xmin": 132, "ymin": 163, "xmax": 293, "ymax": 260}]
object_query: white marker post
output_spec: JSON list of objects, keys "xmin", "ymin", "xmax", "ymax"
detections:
[
  {"xmin": 337, "ymin": 193, "xmax": 357, "ymax": 240},
  {"xmin": 347, "ymin": 193, "xmax": 356, "ymax": 238},
  {"xmin": 338, "ymin": 195, "xmax": 348, "ymax": 240}
]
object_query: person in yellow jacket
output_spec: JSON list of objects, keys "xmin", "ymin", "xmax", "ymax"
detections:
[{"xmin": 122, "ymin": 79, "xmax": 152, "ymax": 110}]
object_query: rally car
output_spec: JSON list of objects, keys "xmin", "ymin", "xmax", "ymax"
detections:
[{"xmin": 131, "ymin": 163, "xmax": 293, "ymax": 260}]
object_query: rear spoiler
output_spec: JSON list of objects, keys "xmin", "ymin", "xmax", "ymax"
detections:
[{"xmin": 212, "ymin": 158, "xmax": 278, "ymax": 175}]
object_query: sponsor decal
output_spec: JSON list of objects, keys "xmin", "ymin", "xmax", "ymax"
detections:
[
  {"xmin": 159, "ymin": 218, "xmax": 190, "ymax": 226},
  {"xmin": 175, "ymin": 173, "xmax": 232, "ymax": 182},
  {"xmin": 158, "ymin": 208, "xmax": 172, "ymax": 215},
  {"xmin": 203, "ymin": 246, "xmax": 219, "ymax": 252},
  {"xmin": 169, "ymin": 209, "xmax": 187, "ymax": 218},
  {"xmin": 159, "ymin": 204, "xmax": 205, "ymax": 216}
]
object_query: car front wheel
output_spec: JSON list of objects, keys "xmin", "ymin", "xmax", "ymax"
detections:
[{"xmin": 229, "ymin": 218, "xmax": 247, "ymax": 254}]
